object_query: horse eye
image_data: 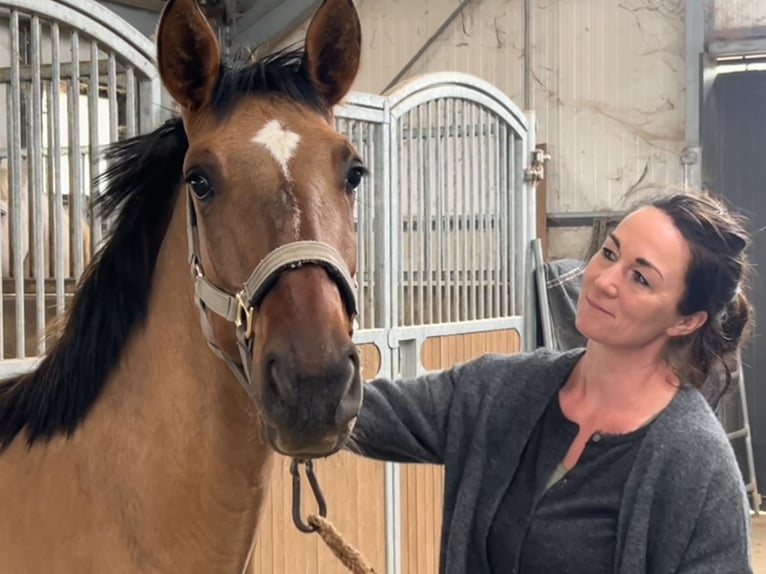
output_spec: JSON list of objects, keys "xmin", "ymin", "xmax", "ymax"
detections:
[
  {"xmin": 185, "ymin": 171, "xmax": 214, "ymax": 200},
  {"xmin": 345, "ymin": 164, "xmax": 367, "ymax": 191}
]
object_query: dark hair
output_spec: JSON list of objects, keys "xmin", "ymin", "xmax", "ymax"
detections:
[{"xmin": 634, "ymin": 191, "xmax": 753, "ymax": 399}]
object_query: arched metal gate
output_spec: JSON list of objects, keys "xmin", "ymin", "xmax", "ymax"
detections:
[{"xmin": 326, "ymin": 72, "xmax": 536, "ymax": 574}]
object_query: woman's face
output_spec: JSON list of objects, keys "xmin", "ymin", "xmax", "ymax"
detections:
[{"xmin": 575, "ymin": 206, "xmax": 705, "ymax": 349}]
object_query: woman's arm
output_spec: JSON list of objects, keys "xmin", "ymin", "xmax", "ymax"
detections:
[
  {"xmin": 677, "ymin": 465, "xmax": 753, "ymax": 573},
  {"xmin": 346, "ymin": 366, "xmax": 460, "ymax": 465}
]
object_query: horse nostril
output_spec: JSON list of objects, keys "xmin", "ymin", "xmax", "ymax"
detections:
[
  {"xmin": 346, "ymin": 346, "xmax": 361, "ymax": 386},
  {"xmin": 334, "ymin": 347, "xmax": 362, "ymax": 427},
  {"xmin": 265, "ymin": 357, "xmax": 290, "ymax": 402}
]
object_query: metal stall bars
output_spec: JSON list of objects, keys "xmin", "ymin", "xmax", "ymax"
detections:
[
  {"xmin": 0, "ymin": 0, "xmax": 160, "ymax": 373},
  {"xmin": 368, "ymin": 72, "xmax": 535, "ymax": 574}
]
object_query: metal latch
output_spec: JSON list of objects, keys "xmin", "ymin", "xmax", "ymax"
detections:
[{"xmin": 524, "ymin": 147, "xmax": 551, "ymax": 184}]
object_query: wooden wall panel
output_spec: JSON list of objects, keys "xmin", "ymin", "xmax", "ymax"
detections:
[{"xmin": 250, "ymin": 453, "xmax": 387, "ymax": 573}]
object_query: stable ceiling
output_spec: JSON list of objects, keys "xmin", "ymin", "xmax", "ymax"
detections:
[{"xmin": 99, "ymin": 0, "xmax": 320, "ymax": 48}]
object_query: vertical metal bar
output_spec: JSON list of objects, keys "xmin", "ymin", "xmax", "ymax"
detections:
[
  {"xmin": 451, "ymin": 100, "xmax": 459, "ymax": 322},
  {"xmin": 10, "ymin": 10, "xmax": 25, "ymax": 358},
  {"xmin": 139, "ymin": 77, "xmax": 161, "ymax": 135},
  {"xmin": 365, "ymin": 121, "xmax": 376, "ymax": 328},
  {"xmin": 378, "ymin": 108, "xmax": 392, "ymax": 335},
  {"xmin": 89, "ymin": 40, "xmax": 101, "ymax": 251},
  {"xmin": 30, "ymin": 16, "xmax": 45, "ymax": 355},
  {"xmin": 360, "ymin": 121, "xmax": 369, "ymax": 328},
  {"xmin": 50, "ymin": 23, "xmax": 64, "ymax": 314},
  {"xmin": 477, "ymin": 108, "xmax": 485, "ymax": 320},
  {"xmin": 469, "ymin": 103, "xmax": 478, "ymax": 320},
  {"xmin": 491, "ymin": 116, "xmax": 498, "ymax": 318},
  {"xmin": 398, "ymin": 114, "xmax": 405, "ymax": 325},
  {"xmin": 108, "ymin": 55, "xmax": 118, "ymax": 143},
  {"xmin": 417, "ymin": 106, "xmax": 425, "ymax": 325},
  {"xmin": 524, "ymin": 114, "xmax": 537, "ymax": 349},
  {"xmin": 460, "ymin": 101, "xmax": 469, "ymax": 321},
  {"xmin": 69, "ymin": 31, "xmax": 84, "ymax": 279},
  {"xmin": 510, "ymin": 136, "xmax": 518, "ymax": 315},
  {"xmin": 45, "ymin": 82, "xmax": 53, "ymax": 280},
  {"xmin": 400, "ymin": 111, "xmax": 419, "ymax": 325},
  {"xmin": 105, "ymin": 52, "xmax": 119, "ymax": 244},
  {"xmin": 434, "ymin": 99, "xmax": 443, "ymax": 324},
  {"xmin": 499, "ymin": 122, "xmax": 508, "ymax": 317},
  {"xmin": 406, "ymin": 111, "xmax": 414, "ymax": 326},
  {"xmin": 444, "ymin": 99, "xmax": 452, "ymax": 324},
  {"xmin": 0, "ymin": 97, "xmax": 6, "ymax": 358},
  {"xmin": 423, "ymin": 102, "xmax": 432, "ymax": 325},
  {"xmin": 125, "ymin": 67, "xmax": 136, "ymax": 138}
]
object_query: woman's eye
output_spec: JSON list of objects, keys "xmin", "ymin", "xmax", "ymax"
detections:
[
  {"xmin": 601, "ymin": 246, "xmax": 616, "ymax": 261},
  {"xmin": 633, "ymin": 271, "xmax": 650, "ymax": 287}
]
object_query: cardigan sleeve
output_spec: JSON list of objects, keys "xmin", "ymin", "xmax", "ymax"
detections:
[
  {"xmin": 676, "ymin": 464, "xmax": 753, "ymax": 574},
  {"xmin": 345, "ymin": 348, "xmax": 565, "ymax": 466},
  {"xmin": 345, "ymin": 366, "xmax": 460, "ymax": 465}
]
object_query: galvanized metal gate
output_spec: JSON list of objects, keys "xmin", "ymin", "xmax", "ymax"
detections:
[
  {"xmin": 0, "ymin": 3, "xmax": 537, "ymax": 572},
  {"xmin": 333, "ymin": 74, "xmax": 537, "ymax": 573},
  {"xmin": 338, "ymin": 72, "xmax": 536, "ymax": 364},
  {"xmin": 0, "ymin": 0, "xmax": 160, "ymax": 371}
]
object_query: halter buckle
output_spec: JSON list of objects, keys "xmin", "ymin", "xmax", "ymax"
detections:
[{"xmin": 235, "ymin": 291, "xmax": 255, "ymax": 340}]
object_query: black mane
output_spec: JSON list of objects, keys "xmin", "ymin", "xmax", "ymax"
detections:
[{"xmin": 0, "ymin": 47, "xmax": 324, "ymax": 451}]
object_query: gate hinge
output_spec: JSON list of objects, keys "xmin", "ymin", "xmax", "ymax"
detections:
[{"xmin": 524, "ymin": 148, "xmax": 551, "ymax": 184}]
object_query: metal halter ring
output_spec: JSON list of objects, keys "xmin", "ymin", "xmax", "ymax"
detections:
[
  {"xmin": 291, "ymin": 458, "xmax": 327, "ymax": 533},
  {"xmin": 234, "ymin": 291, "xmax": 255, "ymax": 341}
]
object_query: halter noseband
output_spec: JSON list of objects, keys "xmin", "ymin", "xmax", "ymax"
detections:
[{"xmin": 185, "ymin": 190, "xmax": 358, "ymax": 395}]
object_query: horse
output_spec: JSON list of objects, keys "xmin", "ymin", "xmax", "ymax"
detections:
[{"xmin": 0, "ymin": 0, "xmax": 364, "ymax": 571}]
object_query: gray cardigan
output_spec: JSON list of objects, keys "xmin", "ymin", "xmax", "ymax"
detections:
[{"xmin": 348, "ymin": 348, "xmax": 753, "ymax": 573}]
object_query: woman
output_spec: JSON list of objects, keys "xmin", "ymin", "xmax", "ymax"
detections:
[{"xmin": 347, "ymin": 191, "xmax": 754, "ymax": 573}]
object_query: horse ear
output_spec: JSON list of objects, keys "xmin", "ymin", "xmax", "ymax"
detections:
[
  {"xmin": 302, "ymin": 0, "xmax": 362, "ymax": 107},
  {"xmin": 156, "ymin": 0, "xmax": 220, "ymax": 112}
]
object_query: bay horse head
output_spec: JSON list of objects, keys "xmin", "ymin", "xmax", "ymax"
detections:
[{"xmin": 156, "ymin": 0, "xmax": 364, "ymax": 458}]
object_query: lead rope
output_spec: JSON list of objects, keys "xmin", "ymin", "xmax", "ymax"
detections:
[
  {"xmin": 306, "ymin": 514, "xmax": 378, "ymax": 574},
  {"xmin": 291, "ymin": 459, "xmax": 378, "ymax": 574}
]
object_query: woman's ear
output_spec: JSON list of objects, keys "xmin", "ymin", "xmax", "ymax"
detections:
[{"xmin": 667, "ymin": 310, "xmax": 708, "ymax": 338}]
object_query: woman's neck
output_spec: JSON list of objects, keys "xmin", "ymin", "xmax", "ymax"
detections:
[{"xmin": 561, "ymin": 340, "xmax": 680, "ymax": 427}]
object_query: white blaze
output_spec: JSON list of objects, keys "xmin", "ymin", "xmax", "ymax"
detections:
[{"xmin": 252, "ymin": 119, "xmax": 301, "ymax": 179}]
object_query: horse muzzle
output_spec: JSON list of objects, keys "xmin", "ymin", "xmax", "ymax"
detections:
[{"xmin": 261, "ymin": 340, "xmax": 362, "ymax": 458}]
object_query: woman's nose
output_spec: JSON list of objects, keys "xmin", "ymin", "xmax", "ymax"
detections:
[{"xmin": 593, "ymin": 266, "xmax": 619, "ymax": 297}]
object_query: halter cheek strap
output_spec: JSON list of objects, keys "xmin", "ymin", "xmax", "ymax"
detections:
[{"xmin": 185, "ymin": 192, "xmax": 358, "ymax": 396}]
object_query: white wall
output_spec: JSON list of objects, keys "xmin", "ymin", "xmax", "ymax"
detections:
[
  {"xmin": 709, "ymin": 0, "xmax": 766, "ymax": 31},
  {"xmin": 278, "ymin": 0, "xmax": 689, "ymax": 258}
]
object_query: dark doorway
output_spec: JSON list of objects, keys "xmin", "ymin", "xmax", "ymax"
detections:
[{"xmin": 702, "ymin": 69, "xmax": 766, "ymax": 508}]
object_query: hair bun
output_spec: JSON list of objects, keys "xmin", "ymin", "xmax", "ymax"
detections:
[
  {"xmin": 725, "ymin": 229, "xmax": 749, "ymax": 254},
  {"xmin": 720, "ymin": 289, "xmax": 752, "ymax": 344}
]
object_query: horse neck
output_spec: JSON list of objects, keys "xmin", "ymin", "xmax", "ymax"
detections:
[{"xmin": 90, "ymin": 192, "xmax": 273, "ymax": 569}]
